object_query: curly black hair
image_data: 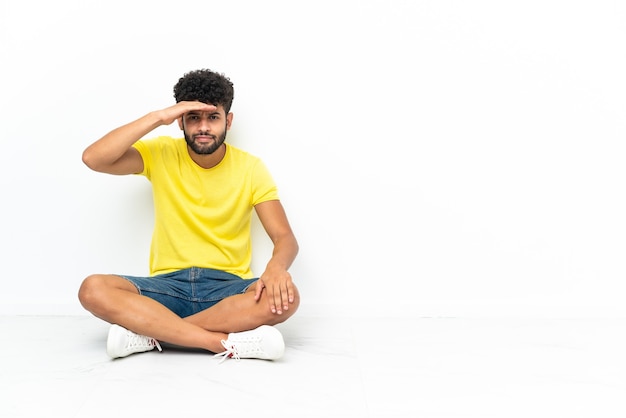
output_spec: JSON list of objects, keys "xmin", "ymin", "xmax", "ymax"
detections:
[{"xmin": 173, "ymin": 69, "xmax": 234, "ymax": 113}]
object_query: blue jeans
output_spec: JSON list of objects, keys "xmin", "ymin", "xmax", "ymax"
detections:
[{"xmin": 119, "ymin": 267, "xmax": 258, "ymax": 318}]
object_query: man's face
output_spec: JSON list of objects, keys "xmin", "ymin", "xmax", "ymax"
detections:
[{"xmin": 181, "ymin": 104, "xmax": 231, "ymax": 155}]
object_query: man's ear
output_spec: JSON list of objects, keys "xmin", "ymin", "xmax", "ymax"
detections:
[
  {"xmin": 178, "ymin": 116, "xmax": 184, "ymax": 130},
  {"xmin": 226, "ymin": 112, "xmax": 234, "ymax": 130}
]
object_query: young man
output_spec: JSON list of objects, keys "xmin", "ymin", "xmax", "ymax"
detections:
[{"xmin": 78, "ymin": 69, "xmax": 300, "ymax": 361}]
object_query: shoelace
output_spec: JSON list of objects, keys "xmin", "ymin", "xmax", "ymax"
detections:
[
  {"xmin": 125, "ymin": 330, "xmax": 163, "ymax": 352},
  {"xmin": 213, "ymin": 336, "xmax": 264, "ymax": 363}
]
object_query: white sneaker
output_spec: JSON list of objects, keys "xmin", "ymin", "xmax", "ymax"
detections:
[
  {"xmin": 107, "ymin": 324, "xmax": 163, "ymax": 359},
  {"xmin": 214, "ymin": 325, "xmax": 285, "ymax": 362}
]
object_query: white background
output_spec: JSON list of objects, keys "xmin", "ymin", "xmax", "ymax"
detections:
[{"xmin": 0, "ymin": 0, "xmax": 624, "ymax": 318}]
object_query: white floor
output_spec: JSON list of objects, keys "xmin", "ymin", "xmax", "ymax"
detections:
[{"xmin": 1, "ymin": 314, "xmax": 625, "ymax": 418}]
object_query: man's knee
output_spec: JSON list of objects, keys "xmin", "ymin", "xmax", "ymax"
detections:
[
  {"xmin": 288, "ymin": 284, "xmax": 301, "ymax": 315},
  {"xmin": 77, "ymin": 274, "xmax": 135, "ymax": 311},
  {"xmin": 266, "ymin": 284, "xmax": 301, "ymax": 325},
  {"xmin": 78, "ymin": 274, "xmax": 102, "ymax": 309}
]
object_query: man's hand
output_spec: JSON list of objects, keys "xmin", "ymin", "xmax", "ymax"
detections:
[
  {"xmin": 157, "ymin": 101, "xmax": 217, "ymax": 125},
  {"xmin": 254, "ymin": 265, "xmax": 296, "ymax": 315}
]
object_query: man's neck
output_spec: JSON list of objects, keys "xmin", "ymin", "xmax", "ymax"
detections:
[{"xmin": 188, "ymin": 143, "xmax": 227, "ymax": 169}]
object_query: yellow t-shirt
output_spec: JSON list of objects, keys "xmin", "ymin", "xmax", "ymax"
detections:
[{"xmin": 133, "ymin": 137, "xmax": 279, "ymax": 278}]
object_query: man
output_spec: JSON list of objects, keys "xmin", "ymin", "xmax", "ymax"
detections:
[{"xmin": 78, "ymin": 69, "xmax": 300, "ymax": 361}]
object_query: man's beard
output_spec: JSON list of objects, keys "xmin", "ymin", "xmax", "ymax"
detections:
[{"xmin": 184, "ymin": 130, "xmax": 227, "ymax": 155}]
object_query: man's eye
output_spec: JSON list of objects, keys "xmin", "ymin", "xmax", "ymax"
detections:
[{"xmin": 210, "ymin": 115, "xmax": 219, "ymax": 120}]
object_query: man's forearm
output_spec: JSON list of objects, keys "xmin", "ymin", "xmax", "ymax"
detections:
[{"xmin": 82, "ymin": 111, "xmax": 163, "ymax": 171}]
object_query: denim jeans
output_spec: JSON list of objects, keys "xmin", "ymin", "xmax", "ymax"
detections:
[{"xmin": 119, "ymin": 267, "xmax": 258, "ymax": 318}]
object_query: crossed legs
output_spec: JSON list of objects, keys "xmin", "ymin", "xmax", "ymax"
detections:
[{"xmin": 78, "ymin": 274, "xmax": 300, "ymax": 354}]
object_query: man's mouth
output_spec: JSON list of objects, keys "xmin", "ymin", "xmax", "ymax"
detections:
[{"xmin": 194, "ymin": 134, "xmax": 215, "ymax": 144}]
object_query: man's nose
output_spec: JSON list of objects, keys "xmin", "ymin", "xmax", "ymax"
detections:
[{"xmin": 199, "ymin": 116, "xmax": 212, "ymax": 131}]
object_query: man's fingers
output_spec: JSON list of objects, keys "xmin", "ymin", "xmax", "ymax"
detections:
[
  {"xmin": 258, "ymin": 276, "xmax": 294, "ymax": 315},
  {"xmin": 281, "ymin": 284, "xmax": 290, "ymax": 311},
  {"xmin": 268, "ymin": 284, "xmax": 283, "ymax": 314},
  {"xmin": 254, "ymin": 280, "xmax": 265, "ymax": 301}
]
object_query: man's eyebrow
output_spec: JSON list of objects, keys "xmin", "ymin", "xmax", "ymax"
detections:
[{"xmin": 185, "ymin": 110, "xmax": 221, "ymax": 116}]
